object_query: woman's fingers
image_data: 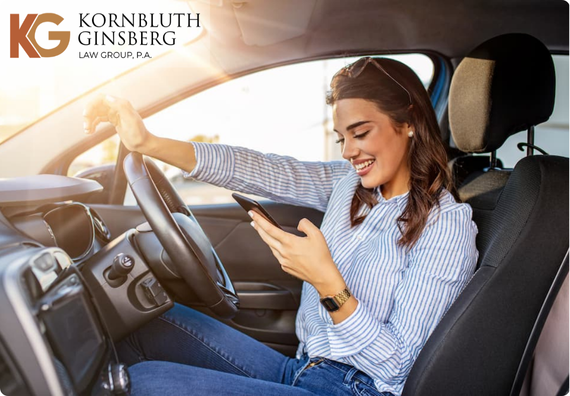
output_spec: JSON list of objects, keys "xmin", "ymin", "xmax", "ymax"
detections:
[
  {"xmin": 251, "ymin": 219, "xmax": 282, "ymax": 252},
  {"xmin": 83, "ymin": 95, "xmax": 109, "ymax": 133},
  {"xmin": 297, "ymin": 218, "xmax": 318, "ymax": 236},
  {"xmin": 82, "ymin": 95, "xmax": 150, "ymax": 152},
  {"xmin": 83, "ymin": 94, "xmax": 126, "ymax": 133},
  {"xmin": 85, "ymin": 115, "xmax": 110, "ymax": 135},
  {"xmin": 249, "ymin": 211, "xmax": 323, "ymax": 283},
  {"xmin": 268, "ymin": 246, "xmax": 284, "ymax": 263},
  {"xmin": 249, "ymin": 211, "xmax": 290, "ymax": 243},
  {"xmin": 263, "ymin": 236, "xmax": 302, "ymax": 278}
]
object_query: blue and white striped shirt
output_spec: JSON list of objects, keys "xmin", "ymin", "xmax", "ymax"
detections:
[{"xmin": 186, "ymin": 142, "xmax": 479, "ymax": 396}]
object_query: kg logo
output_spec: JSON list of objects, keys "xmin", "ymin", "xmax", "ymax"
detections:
[{"xmin": 10, "ymin": 14, "xmax": 70, "ymax": 58}]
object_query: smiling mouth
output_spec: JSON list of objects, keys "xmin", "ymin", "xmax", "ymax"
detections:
[{"xmin": 353, "ymin": 159, "xmax": 375, "ymax": 172}]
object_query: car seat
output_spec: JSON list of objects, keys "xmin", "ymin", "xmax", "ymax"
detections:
[{"xmin": 402, "ymin": 33, "xmax": 569, "ymax": 396}]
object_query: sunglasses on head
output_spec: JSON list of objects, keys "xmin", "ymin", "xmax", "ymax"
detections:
[{"xmin": 334, "ymin": 57, "xmax": 413, "ymax": 106}]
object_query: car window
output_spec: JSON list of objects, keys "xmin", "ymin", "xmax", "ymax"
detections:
[
  {"xmin": 123, "ymin": 54, "xmax": 434, "ymax": 206},
  {"xmin": 495, "ymin": 55, "xmax": 568, "ymax": 168},
  {"xmin": 68, "ymin": 135, "xmax": 120, "ymax": 177}
]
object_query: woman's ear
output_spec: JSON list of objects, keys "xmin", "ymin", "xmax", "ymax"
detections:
[{"xmin": 400, "ymin": 123, "xmax": 414, "ymax": 134}]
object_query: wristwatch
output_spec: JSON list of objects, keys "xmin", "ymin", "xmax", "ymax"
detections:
[{"xmin": 320, "ymin": 287, "xmax": 351, "ymax": 312}]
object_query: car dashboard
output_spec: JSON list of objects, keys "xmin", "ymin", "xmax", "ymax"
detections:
[
  {"xmin": 9, "ymin": 202, "xmax": 111, "ymax": 264},
  {"xmin": 0, "ymin": 175, "xmax": 109, "ymax": 265},
  {"xmin": 0, "ymin": 175, "xmax": 172, "ymax": 395}
]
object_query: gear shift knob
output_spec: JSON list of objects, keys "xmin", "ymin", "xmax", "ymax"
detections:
[{"xmin": 107, "ymin": 254, "xmax": 134, "ymax": 281}]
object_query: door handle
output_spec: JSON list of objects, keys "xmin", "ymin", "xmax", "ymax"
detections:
[{"xmin": 234, "ymin": 282, "xmax": 299, "ymax": 310}]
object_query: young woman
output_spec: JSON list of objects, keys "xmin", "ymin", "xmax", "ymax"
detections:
[{"xmin": 84, "ymin": 57, "xmax": 478, "ymax": 396}]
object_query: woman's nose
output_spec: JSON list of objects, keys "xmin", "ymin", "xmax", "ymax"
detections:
[{"xmin": 341, "ymin": 138, "xmax": 359, "ymax": 160}]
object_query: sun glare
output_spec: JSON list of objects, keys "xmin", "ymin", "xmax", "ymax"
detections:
[{"xmin": 0, "ymin": 0, "xmax": 203, "ymax": 144}]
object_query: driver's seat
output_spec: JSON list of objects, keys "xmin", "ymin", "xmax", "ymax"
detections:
[{"xmin": 402, "ymin": 34, "xmax": 569, "ymax": 395}]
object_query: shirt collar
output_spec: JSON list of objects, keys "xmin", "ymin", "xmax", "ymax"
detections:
[{"xmin": 375, "ymin": 187, "xmax": 410, "ymax": 211}]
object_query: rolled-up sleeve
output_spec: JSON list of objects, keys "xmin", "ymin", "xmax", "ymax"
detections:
[
  {"xmin": 326, "ymin": 204, "xmax": 478, "ymax": 386},
  {"xmin": 184, "ymin": 142, "xmax": 352, "ymax": 212}
]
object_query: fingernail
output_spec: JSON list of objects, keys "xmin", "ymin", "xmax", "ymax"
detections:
[
  {"xmin": 250, "ymin": 221, "xmax": 255, "ymax": 228},
  {"xmin": 248, "ymin": 211, "xmax": 254, "ymax": 218},
  {"xmin": 105, "ymin": 95, "xmax": 115, "ymax": 102},
  {"xmin": 82, "ymin": 108, "xmax": 88, "ymax": 116}
]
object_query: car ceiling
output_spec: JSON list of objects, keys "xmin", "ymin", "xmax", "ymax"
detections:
[{"xmin": 192, "ymin": 0, "xmax": 568, "ymax": 61}]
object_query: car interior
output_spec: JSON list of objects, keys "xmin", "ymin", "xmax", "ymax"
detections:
[{"xmin": 0, "ymin": 0, "xmax": 567, "ymax": 395}]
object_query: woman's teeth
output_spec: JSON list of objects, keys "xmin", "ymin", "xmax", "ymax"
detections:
[{"xmin": 354, "ymin": 159, "xmax": 375, "ymax": 171}]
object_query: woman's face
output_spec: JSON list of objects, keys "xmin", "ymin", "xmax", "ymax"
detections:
[{"xmin": 333, "ymin": 98, "xmax": 411, "ymax": 198}]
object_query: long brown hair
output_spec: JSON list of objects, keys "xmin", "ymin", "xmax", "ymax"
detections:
[{"xmin": 326, "ymin": 58, "xmax": 458, "ymax": 248}]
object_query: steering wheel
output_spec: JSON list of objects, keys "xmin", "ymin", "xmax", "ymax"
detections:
[{"xmin": 123, "ymin": 152, "xmax": 239, "ymax": 319}]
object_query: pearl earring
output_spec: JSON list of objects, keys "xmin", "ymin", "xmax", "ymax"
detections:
[{"xmin": 408, "ymin": 130, "xmax": 414, "ymax": 138}]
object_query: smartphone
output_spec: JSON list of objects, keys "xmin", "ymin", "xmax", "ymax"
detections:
[{"xmin": 232, "ymin": 193, "xmax": 283, "ymax": 230}]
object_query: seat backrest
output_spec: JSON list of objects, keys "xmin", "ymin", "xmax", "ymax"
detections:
[
  {"xmin": 403, "ymin": 155, "xmax": 568, "ymax": 396},
  {"xmin": 447, "ymin": 33, "xmax": 556, "ymax": 258},
  {"xmin": 402, "ymin": 34, "xmax": 568, "ymax": 395}
]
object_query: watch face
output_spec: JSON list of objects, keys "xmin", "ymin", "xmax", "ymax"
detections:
[{"xmin": 321, "ymin": 297, "xmax": 340, "ymax": 312}]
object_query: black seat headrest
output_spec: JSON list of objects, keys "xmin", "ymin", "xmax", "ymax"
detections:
[{"xmin": 449, "ymin": 33, "xmax": 556, "ymax": 153}]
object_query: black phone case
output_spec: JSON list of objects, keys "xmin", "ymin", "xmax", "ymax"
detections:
[{"xmin": 231, "ymin": 193, "xmax": 283, "ymax": 230}]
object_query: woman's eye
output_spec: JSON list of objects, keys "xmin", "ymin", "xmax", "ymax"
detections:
[
  {"xmin": 335, "ymin": 130, "xmax": 369, "ymax": 144},
  {"xmin": 354, "ymin": 131, "xmax": 370, "ymax": 139}
]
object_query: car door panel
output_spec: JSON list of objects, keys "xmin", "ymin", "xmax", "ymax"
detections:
[
  {"xmin": 233, "ymin": 281, "xmax": 299, "ymax": 310},
  {"xmin": 90, "ymin": 202, "xmax": 324, "ymax": 356}
]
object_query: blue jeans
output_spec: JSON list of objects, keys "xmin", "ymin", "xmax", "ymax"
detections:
[{"xmin": 117, "ymin": 304, "xmax": 393, "ymax": 396}]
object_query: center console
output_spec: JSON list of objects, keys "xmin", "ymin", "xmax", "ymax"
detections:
[{"xmin": 0, "ymin": 246, "xmax": 129, "ymax": 395}]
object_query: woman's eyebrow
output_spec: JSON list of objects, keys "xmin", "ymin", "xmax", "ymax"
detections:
[{"xmin": 333, "ymin": 120, "xmax": 371, "ymax": 133}]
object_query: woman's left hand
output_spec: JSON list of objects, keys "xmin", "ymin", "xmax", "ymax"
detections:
[{"xmin": 249, "ymin": 211, "xmax": 346, "ymax": 295}]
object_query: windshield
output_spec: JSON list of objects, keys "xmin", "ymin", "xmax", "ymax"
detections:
[{"xmin": 0, "ymin": 0, "xmax": 202, "ymax": 145}]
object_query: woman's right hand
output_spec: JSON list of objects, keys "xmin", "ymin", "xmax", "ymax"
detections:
[
  {"xmin": 83, "ymin": 95, "xmax": 153, "ymax": 153},
  {"xmin": 83, "ymin": 94, "xmax": 198, "ymax": 173}
]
